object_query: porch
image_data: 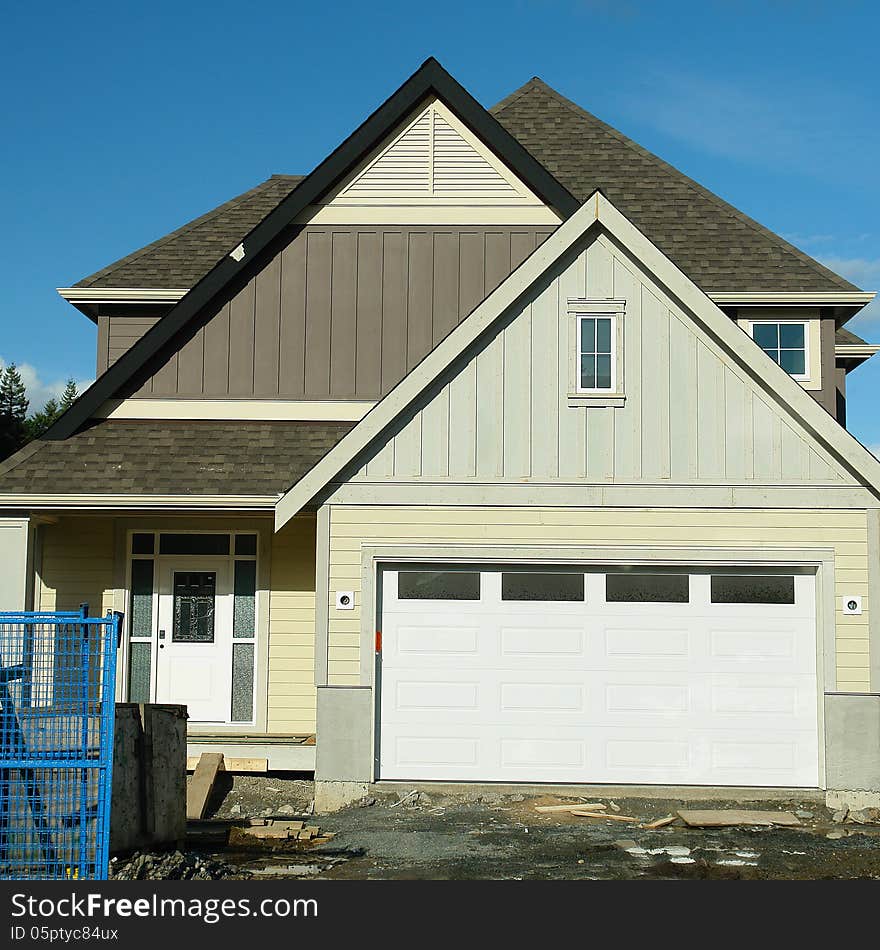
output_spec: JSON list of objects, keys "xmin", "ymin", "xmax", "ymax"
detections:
[{"xmin": 4, "ymin": 511, "xmax": 321, "ymax": 771}]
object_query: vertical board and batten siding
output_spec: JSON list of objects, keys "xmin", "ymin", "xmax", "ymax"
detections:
[
  {"xmin": 326, "ymin": 506, "xmax": 872, "ymax": 691},
  {"xmin": 127, "ymin": 226, "xmax": 554, "ymax": 400},
  {"xmin": 357, "ymin": 233, "xmax": 847, "ymax": 484},
  {"xmin": 267, "ymin": 518, "xmax": 318, "ymax": 734},
  {"xmin": 38, "ymin": 518, "xmax": 116, "ymax": 616}
]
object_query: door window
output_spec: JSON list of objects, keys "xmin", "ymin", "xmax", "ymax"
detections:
[{"xmin": 172, "ymin": 571, "xmax": 216, "ymax": 642}]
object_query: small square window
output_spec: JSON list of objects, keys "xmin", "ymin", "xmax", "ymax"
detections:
[{"xmin": 750, "ymin": 321, "xmax": 808, "ymax": 379}]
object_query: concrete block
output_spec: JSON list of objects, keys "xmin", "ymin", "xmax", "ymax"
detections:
[
  {"xmin": 824, "ymin": 693, "xmax": 880, "ymax": 792},
  {"xmin": 826, "ymin": 789, "xmax": 880, "ymax": 811},
  {"xmin": 316, "ymin": 686, "xmax": 373, "ymax": 782},
  {"xmin": 314, "ymin": 781, "xmax": 371, "ymax": 814}
]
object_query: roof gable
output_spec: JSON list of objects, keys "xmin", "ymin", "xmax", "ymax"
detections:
[
  {"xmin": 275, "ymin": 193, "xmax": 880, "ymax": 527},
  {"xmin": 300, "ymin": 96, "xmax": 558, "ymax": 222},
  {"xmin": 491, "ymin": 79, "xmax": 859, "ymax": 295},
  {"xmin": 44, "ymin": 58, "xmax": 578, "ymax": 443}
]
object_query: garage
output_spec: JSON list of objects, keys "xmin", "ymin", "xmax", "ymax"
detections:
[{"xmin": 378, "ymin": 566, "xmax": 819, "ymax": 787}]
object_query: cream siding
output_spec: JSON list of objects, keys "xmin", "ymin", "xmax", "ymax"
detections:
[
  {"xmin": 327, "ymin": 505, "xmax": 871, "ymax": 692},
  {"xmin": 38, "ymin": 517, "xmax": 116, "ymax": 615},
  {"xmin": 354, "ymin": 234, "xmax": 851, "ymax": 486},
  {"xmin": 267, "ymin": 517, "xmax": 318, "ymax": 733},
  {"xmin": 298, "ymin": 98, "xmax": 560, "ymax": 225}
]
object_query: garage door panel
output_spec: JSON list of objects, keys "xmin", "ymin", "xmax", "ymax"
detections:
[{"xmin": 378, "ymin": 567, "xmax": 819, "ymax": 787}]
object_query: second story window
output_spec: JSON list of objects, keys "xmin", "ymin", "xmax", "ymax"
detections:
[
  {"xmin": 578, "ymin": 315, "xmax": 615, "ymax": 391},
  {"xmin": 567, "ymin": 299, "xmax": 626, "ymax": 406},
  {"xmin": 750, "ymin": 321, "xmax": 808, "ymax": 378}
]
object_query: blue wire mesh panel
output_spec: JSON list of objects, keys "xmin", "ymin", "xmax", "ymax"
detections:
[{"xmin": 0, "ymin": 606, "xmax": 120, "ymax": 880}]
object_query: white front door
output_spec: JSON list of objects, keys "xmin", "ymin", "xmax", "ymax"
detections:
[
  {"xmin": 155, "ymin": 558, "xmax": 233, "ymax": 723},
  {"xmin": 378, "ymin": 566, "xmax": 819, "ymax": 787}
]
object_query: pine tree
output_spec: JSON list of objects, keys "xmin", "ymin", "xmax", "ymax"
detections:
[
  {"xmin": 0, "ymin": 363, "xmax": 29, "ymax": 460},
  {"xmin": 60, "ymin": 378, "xmax": 78, "ymax": 411},
  {"xmin": 25, "ymin": 397, "xmax": 61, "ymax": 440}
]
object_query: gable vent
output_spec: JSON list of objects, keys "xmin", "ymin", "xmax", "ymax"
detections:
[{"xmin": 341, "ymin": 100, "xmax": 526, "ymax": 200}]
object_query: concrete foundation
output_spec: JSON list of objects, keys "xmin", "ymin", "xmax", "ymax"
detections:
[
  {"xmin": 824, "ymin": 693, "xmax": 880, "ymax": 795},
  {"xmin": 315, "ymin": 781, "xmax": 371, "ymax": 813},
  {"xmin": 315, "ymin": 686, "xmax": 373, "ymax": 782}
]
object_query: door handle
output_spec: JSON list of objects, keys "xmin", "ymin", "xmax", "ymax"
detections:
[{"xmin": 159, "ymin": 628, "xmax": 166, "ymax": 649}]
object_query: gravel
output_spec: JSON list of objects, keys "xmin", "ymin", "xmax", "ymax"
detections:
[{"xmin": 110, "ymin": 850, "xmax": 248, "ymax": 881}]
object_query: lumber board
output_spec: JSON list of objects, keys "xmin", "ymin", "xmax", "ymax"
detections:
[
  {"xmin": 571, "ymin": 810, "xmax": 639, "ymax": 822},
  {"xmin": 534, "ymin": 803, "xmax": 607, "ymax": 813},
  {"xmin": 677, "ymin": 809, "xmax": 801, "ymax": 828},
  {"xmin": 186, "ymin": 752, "xmax": 224, "ymax": 821},
  {"xmin": 186, "ymin": 756, "xmax": 268, "ymax": 773}
]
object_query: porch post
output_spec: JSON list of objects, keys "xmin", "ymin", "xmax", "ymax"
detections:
[{"xmin": 0, "ymin": 517, "xmax": 33, "ymax": 610}]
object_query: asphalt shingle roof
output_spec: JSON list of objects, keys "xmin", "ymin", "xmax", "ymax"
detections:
[
  {"xmin": 0, "ymin": 421, "xmax": 352, "ymax": 496},
  {"xmin": 75, "ymin": 175, "xmax": 303, "ymax": 289},
  {"xmin": 490, "ymin": 79, "xmax": 858, "ymax": 294},
  {"xmin": 70, "ymin": 81, "xmax": 858, "ymax": 297}
]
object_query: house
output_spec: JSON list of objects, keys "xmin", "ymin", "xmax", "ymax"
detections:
[{"xmin": 2, "ymin": 58, "xmax": 879, "ymax": 809}]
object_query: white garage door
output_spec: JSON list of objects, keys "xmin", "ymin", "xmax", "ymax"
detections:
[{"xmin": 378, "ymin": 566, "xmax": 819, "ymax": 787}]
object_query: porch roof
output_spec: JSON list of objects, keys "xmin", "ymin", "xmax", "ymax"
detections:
[{"xmin": 0, "ymin": 420, "xmax": 353, "ymax": 498}]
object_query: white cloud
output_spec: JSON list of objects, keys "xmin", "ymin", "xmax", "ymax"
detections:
[
  {"xmin": 0, "ymin": 357, "xmax": 92, "ymax": 415},
  {"xmin": 819, "ymin": 256, "xmax": 880, "ymax": 335}
]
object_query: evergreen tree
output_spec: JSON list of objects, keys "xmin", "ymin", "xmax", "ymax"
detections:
[
  {"xmin": 59, "ymin": 378, "xmax": 78, "ymax": 411},
  {"xmin": 25, "ymin": 397, "xmax": 61, "ymax": 440},
  {"xmin": 0, "ymin": 363, "xmax": 29, "ymax": 460}
]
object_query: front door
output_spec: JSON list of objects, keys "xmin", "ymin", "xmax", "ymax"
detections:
[{"xmin": 155, "ymin": 559, "xmax": 233, "ymax": 723}]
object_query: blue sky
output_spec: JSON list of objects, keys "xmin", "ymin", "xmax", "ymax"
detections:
[{"xmin": 1, "ymin": 1, "xmax": 878, "ymax": 444}]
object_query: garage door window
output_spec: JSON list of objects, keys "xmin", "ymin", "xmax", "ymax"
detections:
[
  {"xmin": 501, "ymin": 572, "xmax": 584, "ymax": 602},
  {"xmin": 711, "ymin": 574, "xmax": 795, "ymax": 604},
  {"xmin": 606, "ymin": 573, "xmax": 689, "ymax": 603},
  {"xmin": 397, "ymin": 571, "xmax": 481, "ymax": 600}
]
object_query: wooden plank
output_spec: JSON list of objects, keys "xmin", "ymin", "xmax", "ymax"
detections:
[
  {"xmin": 677, "ymin": 809, "xmax": 801, "ymax": 828},
  {"xmin": 186, "ymin": 752, "xmax": 224, "ymax": 820},
  {"xmin": 330, "ymin": 230, "xmax": 358, "ymax": 397},
  {"xmin": 279, "ymin": 232, "xmax": 307, "ymax": 396},
  {"xmin": 571, "ymin": 810, "xmax": 640, "ymax": 822},
  {"xmin": 641, "ymin": 814, "xmax": 677, "ymax": 830},
  {"xmin": 355, "ymin": 230, "xmax": 383, "ymax": 396},
  {"xmin": 186, "ymin": 756, "xmax": 268, "ymax": 773},
  {"xmin": 534, "ymin": 803, "xmax": 607, "ymax": 813}
]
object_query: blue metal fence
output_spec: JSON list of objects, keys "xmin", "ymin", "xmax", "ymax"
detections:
[{"xmin": 0, "ymin": 605, "xmax": 121, "ymax": 880}]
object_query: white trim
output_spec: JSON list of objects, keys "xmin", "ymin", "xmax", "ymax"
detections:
[
  {"xmin": 57, "ymin": 287, "xmax": 188, "ymax": 304},
  {"xmin": 0, "ymin": 494, "xmax": 278, "ymax": 510},
  {"xmin": 96, "ymin": 398, "xmax": 376, "ymax": 422},
  {"xmin": 575, "ymin": 313, "xmax": 618, "ymax": 394},
  {"xmin": 708, "ymin": 292, "xmax": 875, "ymax": 307},
  {"xmin": 746, "ymin": 318, "xmax": 810, "ymax": 382},
  {"xmin": 836, "ymin": 344, "xmax": 880, "ymax": 358},
  {"xmin": 294, "ymin": 204, "xmax": 562, "ymax": 225},
  {"xmin": 275, "ymin": 191, "xmax": 880, "ymax": 528}
]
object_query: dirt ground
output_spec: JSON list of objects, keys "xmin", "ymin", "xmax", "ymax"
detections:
[{"xmin": 180, "ymin": 776, "xmax": 880, "ymax": 880}]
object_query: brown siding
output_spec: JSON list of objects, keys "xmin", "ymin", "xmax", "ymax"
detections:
[
  {"xmin": 130, "ymin": 225, "xmax": 556, "ymax": 400},
  {"xmin": 107, "ymin": 315, "xmax": 162, "ymax": 369}
]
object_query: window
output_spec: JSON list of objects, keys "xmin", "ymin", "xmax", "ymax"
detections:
[
  {"xmin": 711, "ymin": 574, "xmax": 795, "ymax": 605},
  {"xmin": 578, "ymin": 315, "xmax": 615, "ymax": 391},
  {"xmin": 502, "ymin": 572, "xmax": 584, "ymax": 602},
  {"xmin": 750, "ymin": 322, "xmax": 807, "ymax": 378},
  {"xmin": 606, "ymin": 573, "xmax": 690, "ymax": 603},
  {"xmin": 397, "ymin": 571, "xmax": 481, "ymax": 600}
]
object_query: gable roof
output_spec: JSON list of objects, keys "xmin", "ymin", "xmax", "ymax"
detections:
[
  {"xmin": 44, "ymin": 58, "xmax": 577, "ymax": 444},
  {"xmin": 275, "ymin": 191, "xmax": 880, "ymax": 528},
  {"xmin": 0, "ymin": 420, "xmax": 352, "ymax": 500},
  {"xmin": 491, "ymin": 78, "xmax": 859, "ymax": 295},
  {"xmin": 73, "ymin": 175, "xmax": 304, "ymax": 295},
  {"xmin": 62, "ymin": 73, "xmax": 865, "ymax": 305}
]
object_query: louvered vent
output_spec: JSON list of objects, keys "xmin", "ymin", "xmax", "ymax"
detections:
[{"xmin": 341, "ymin": 102, "xmax": 526, "ymax": 199}]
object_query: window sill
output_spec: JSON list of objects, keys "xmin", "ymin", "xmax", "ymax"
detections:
[{"xmin": 567, "ymin": 393, "xmax": 626, "ymax": 408}]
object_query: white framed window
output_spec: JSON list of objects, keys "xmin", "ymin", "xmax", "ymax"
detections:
[
  {"xmin": 577, "ymin": 314, "xmax": 616, "ymax": 392},
  {"xmin": 748, "ymin": 320, "xmax": 809, "ymax": 380},
  {"xmin": 567, "ymin": 298, "xmax": 626, "ymax": 406}
]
